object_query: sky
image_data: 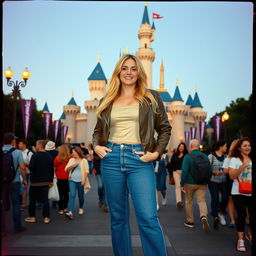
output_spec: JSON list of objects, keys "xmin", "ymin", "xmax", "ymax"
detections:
[{"xmin": 3, "ymin": 1, "xmax": 253, "ymax": 122}]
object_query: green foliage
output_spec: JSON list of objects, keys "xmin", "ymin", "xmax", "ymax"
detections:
[{"xmin": 209, "ymin": 94, "xmax": 252, "ymax": 146}]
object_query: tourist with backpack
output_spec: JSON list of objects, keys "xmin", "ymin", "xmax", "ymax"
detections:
[
  {"xmin": 1, "ymin": 132, "xmax": 27, "ymax": 234},
  {"xmin": 228, "ymin": 137, "xmax": 252, "ymax": 252},
  {"xmin": 180, "ymin": 139, "xmax": 211, "ymax": 232},
  {"xmin": 208, "ymin": 140, "xmax": 228, "ymax": 230}
]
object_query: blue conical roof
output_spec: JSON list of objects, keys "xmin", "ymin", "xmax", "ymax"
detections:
[
  {"xmin": 88, "ymin": 62, "xmax": 107, "ymax": 82},
  {"xmin": 60, "ymin": 112, "xmax": 66, "ymax": 120},
  {"xmin": 185, "ymin": 94, "xmax": 193, "ymax": 106},
  {"xmin": 158, "ymin": 91, "xmax": 172, "ymax": 102},
  {"xmin": 172, "ymin": 86, "xmax": 183, "ymax": 102},
  {"xmin": 141, "ymin": 5, "xmax": 150, "ymax": 25},
  {"xmin": 191, "ymin": 92, "xmax": 203, "ymax": 108},
  {"xmin": 67, "ymin": 97, "xmax": 77, "ymax": 106},
  {"xmin": 42, "ymin": 102, "xmax": 49, "ymax": 112},
  {"xmin": 151, "ymin": 21, "xmax": 156, "ymax": 30}
]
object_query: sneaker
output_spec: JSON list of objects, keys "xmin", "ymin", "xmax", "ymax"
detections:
[
  {"xmin": 213, "ymin": 217, "xmax": 219, "ymax": 230},
  {"xmin": 43, "ymin": 217, "xmax": 51, "ymax": 224},
  {"xmin": 177, "ymin": 201, "xmax": 183, "ymax": 210},
  {"xmin": 98, "ymin": 200, "xmax": 103, "ymax": 208},
  {"xmin": 184, "ymin": 221, "xmax": 194, "ymax": 228},
  {"xmin": 245, "ymin": 233, "xmax": 252, "ymax": 244},
  {"xmin": 162, "ymin": 197, "xmax": 167, "ymax": 205},
  {"xmin": 201, "ymin": 216, "xmax": 210, "ymax": 232},
  {"xmin": 78, "ymin": 208, "xmax": 84, "ymax": 215},
  {"xmin": 218, "ymin": 213, "xmax": 226, "ymax": 226},
  {"xmin": 58, "ymin": 210, "xmax": 64, "ymax": 215},
  {"xmin": 236, "ymin": 239, "xmax": 246, "ymax": 252},
  {"xmin": 65, "ymin": 211, "xmax": 73, "ymax": 220},
  {"xmin": 25, "ymin": 217, "xmax": 36, "ymax": 223}
]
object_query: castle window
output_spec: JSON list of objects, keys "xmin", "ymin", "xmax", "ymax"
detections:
[{"xmin": 145, "ymin": 43, "xmax": 147, "ymax": 48}]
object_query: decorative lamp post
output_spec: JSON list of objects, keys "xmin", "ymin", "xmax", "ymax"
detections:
[
  {"xmin": 222, "ymin": 112, "xmax": 229, "ymax": 141},
  {"xmin": 4, "ymin": 66, "xmax": 31, "ymax": 133}
]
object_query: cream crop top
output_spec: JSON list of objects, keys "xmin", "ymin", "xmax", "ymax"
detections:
[{"xmin": 108, "ymin": 105, "xmax": 141, "ymax": 144}]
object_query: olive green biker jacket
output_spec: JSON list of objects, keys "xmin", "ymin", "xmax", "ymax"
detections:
[{"xmin": 92, "ymin": 90, "xmax": 172, "ymax": 157}]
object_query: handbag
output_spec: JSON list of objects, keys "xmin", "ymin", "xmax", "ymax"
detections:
[
  {"xmin": 48, "ymin": 178, "xmax": 60, "ymax": 201},
  {"xmin": 237, "ymin": 177, "xmax": 252, "ymax": 194},
  {"xmin": 84, "ymin": 177, "xmax": 91, "ymax": 194}
]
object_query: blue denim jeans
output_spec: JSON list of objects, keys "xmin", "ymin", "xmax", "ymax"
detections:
[
  {"xmin": 67, "ymin": 180, "xmax": 84, "ymax": 212},
  {"xmin": 101, "ymin": 142, "xmax": 167, "ymax": 256},
  {"xmin": 9, "ymin": 182, "xmax": 22, "ymax": 231},
  {"xmin": 95, "ymin": 174, "xmax": 107, "ymax": 205}
]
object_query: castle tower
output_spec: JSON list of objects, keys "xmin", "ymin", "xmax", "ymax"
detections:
[
  {"xmin": 136, "ymin": 2, "xmax": 155, "ymax": 89},
  {"xmin": 168, "ymin": 79, "xmax": 188, "ymax": 149},
  {"xmin": 42, "ymin": 102, "xmax": 49, "ymax": 113},
  {"xmin": 59, "ymin": 112, "xmax": 66, "ymax": 125},
  {"xmin": 190, "ymin": 90, "xmax": 207, "ymax": 141},
  {"xmin": 63, "ymin": 96, "xmax": 80, "ymax": 143},
  {"xmin": 85, "ymin": 59, "xmax": 108, "ymax": 144},
  {"xmin": 87, "ymin": 57, "xmax": 107, "ymax": 100}
]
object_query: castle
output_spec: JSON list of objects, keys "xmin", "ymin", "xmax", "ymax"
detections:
[{"xmin": 42, "ymin": 3, "xmax": 207, "ymax": 150}]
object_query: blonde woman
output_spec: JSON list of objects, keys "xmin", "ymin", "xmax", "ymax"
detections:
[
  {"xmin": 64, "ymin": 147, "xmax": 89, "ymax": 219},
  {"xmin": 93, "ymin": 54, "xmax": 171, "ymax": 256},
  {"xmin": 222, "ymin": 139, "xmax": 239, "ymax": 228}
]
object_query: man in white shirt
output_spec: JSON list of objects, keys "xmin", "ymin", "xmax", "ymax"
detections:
[{"xmin": 18, "ymin": 139, "xmax": 33, "ymax": 209}]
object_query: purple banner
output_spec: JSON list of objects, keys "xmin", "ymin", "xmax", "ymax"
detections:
[
  {"xmin": 190, "ymin": 127, "xmax": 197, "ymax": 139},
  {"xmin": 199, "ymin": 121, "xmax": 207, "ymax": 143},
  {"xmin": 213, "ymin": 115, "xmax": 222, "ymax": 141},
  {"xmin": 53, "ymin": 120, "xmax": 61, "ymax": 142},
  {"xmin": 21, "ymin": 99, "xmax": 35, "ymax": 139},
  {"xmin": 43, "ymin": 112, "xmax": 53, "ymax": 138},
  {"xmin": 61, "ymin": 125, "xmax": 68, "ymax": 143},
  {"xmin": 184, "ymin": 131, "xmax": 190, "ymax": 145}
]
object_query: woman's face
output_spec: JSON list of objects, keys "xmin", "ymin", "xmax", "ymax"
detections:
[
  {"xmin": 239, "ymin": 140, "xmax": 251, "ymax": 156},
  {"xmin": 119, "ymin": 58, "xmax": 138, "ymax": 87},
  {"xmin": 72, "ymin": 149, "xmax": 79, "ymax": 158},
  {"xmin": 220, "ymin": 143, "xmax": 227, "ymax": 153},
  {"xmin": 179, "ymin": 144, "xmax": 185, "ymax": 152}
]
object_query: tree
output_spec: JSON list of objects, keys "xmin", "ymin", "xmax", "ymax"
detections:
[{"xmin": 209, "ymin": 94, "xmax": 252, "ymax": 146}]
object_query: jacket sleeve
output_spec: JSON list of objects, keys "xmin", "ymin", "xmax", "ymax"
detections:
[
  {"xmin": 92, "ymin": 116, "xmax": 104, "ymax": 149},
  {"xmin": 153, "ymin": 91, "xmax": 172, "ymax": 156},
  {"xmin": 180, "ymin": 155, "xmax": 189, "ymax": 187}
]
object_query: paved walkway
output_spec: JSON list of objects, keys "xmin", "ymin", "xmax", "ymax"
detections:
[{"xmin": 1, "ymin": 174, "xmax": 253, "ymax": 256}]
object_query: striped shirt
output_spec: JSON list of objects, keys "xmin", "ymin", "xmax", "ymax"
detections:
[{"xmin": 208, "ymin": 153, "xmax": 227, "ymax": 183}]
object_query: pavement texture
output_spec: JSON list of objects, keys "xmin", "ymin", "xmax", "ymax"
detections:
[{"xmin": 1, "ymin": 174, "xmax": 253, "ymax": 256}]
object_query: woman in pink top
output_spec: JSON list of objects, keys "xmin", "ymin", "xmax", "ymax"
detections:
[{"xmin": 54, "ymin": 145, "xmax": 71, "ymax": 215}]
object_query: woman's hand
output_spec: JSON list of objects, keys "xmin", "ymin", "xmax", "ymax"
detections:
[
  {"xmin": 134, "ymin": 151, "xmax": 159, "ymax": 162},
  {"xmin": 95, "ymin": 145, "xmax": 112, "ymax": 159}
]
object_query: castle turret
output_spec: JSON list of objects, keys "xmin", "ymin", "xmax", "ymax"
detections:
[
  {"xmin": 87, "ymin": 57, "xmax": 107, "ymax": 100},
  {"xmin": 136, "ymin": 2, "xmax": 155, "ymax": 89},
  {"xmin": 60, "ymin": 112, "xmax": 66, "ymax": 125},
  {"xmin": 63, "ymin": 95, "xmax": 80, "ymax": 143},
  {"xmin": 168, "ymin": 79, "xmax": 188, "ymax": 149},
  {"xmin": 190, "ymin": 90, "xmax": 207, "ymax": 141},
  {"xmin": 42, "ymin": 102, "xmax": 49, "ymax": 113}
]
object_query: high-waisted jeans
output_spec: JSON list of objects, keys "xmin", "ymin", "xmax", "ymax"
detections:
[{"xmin": 101, "ymin": 142, "xmax": 167, "ymax": 256}]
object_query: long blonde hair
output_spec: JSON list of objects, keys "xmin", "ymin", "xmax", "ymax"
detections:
[
  {"xmin": 227, "ymin": 139, "xmax": 239, "ymax": 158},
  {"xmin": 96, "ymin": 54, "xmax": 157, "ymax": 117}
]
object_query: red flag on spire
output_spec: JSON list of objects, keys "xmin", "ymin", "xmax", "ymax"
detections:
[{"xmin": 152, "ymin": 13, "xmax": 163, "ymax": 19}]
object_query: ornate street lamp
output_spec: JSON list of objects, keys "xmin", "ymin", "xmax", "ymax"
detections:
[
  {"xmin": 4, "ymin": 66, "xmax": 31, "ymax": 133},
  {"xmin": 222, "ymin": 112, "xmax": 230, "ymax": 141}
]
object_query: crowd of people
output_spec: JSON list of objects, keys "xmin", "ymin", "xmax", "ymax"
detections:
[{"xmin": 1, "ymin": 55, "xmax": 253, "ymax": 255}]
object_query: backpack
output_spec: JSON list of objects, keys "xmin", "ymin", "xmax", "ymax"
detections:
[
  {"xmin": 189, "ymin": 153, "xmax": 212, "ymax": 184},
  {"xmin": 2, "ymin": 148, "xmax": 18, "ymax": 183}
]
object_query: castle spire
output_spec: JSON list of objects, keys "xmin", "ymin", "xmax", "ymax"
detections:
[
  {"xmin": 141, "ymin": 3, "xmax": 150, "ymax": 24},
  {"xmin": 159, "ymin": 60, "xmax": 164, "ymax": 90}
]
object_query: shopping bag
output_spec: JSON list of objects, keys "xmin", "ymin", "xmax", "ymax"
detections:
[
  {"xmin": 84, "ymin": 177, "xmax": 91, "ymax": 194},
  {"xmin": 48, "ymin": 178, "xmax": 60, "ymax": 201}
]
